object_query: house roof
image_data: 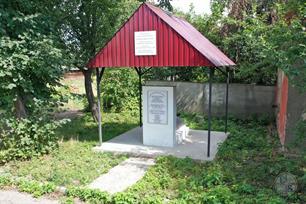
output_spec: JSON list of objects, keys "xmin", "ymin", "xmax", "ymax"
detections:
[{"xmin": 87, "ymin": 3, "xmax": 235, "ymax": 68}]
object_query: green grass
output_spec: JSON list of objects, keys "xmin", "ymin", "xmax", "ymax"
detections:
[
  {"xmin": 4, "ymin": 142, "xmax": 126, "ymax": 186},
  {"xmin": 59, "ymin": 112, "xmax": 138, "ymax": 142},
  {"xmin": 2, "ymin": 112, "xmax": 305, "ymax": 203},
  {"xmin": 1, "ymin": 74, "xmax": 139, "ymax": 188},
  {"xmin": 110, "ymin": 113, "xmax": 306, "ymax": 204},
  {"xmin": 3, "ymin": 111, "xmax": 138, "ymax": 187},
  {"xmin": 1, "ymin": 73, "xmax": 305, "ymax": 203}
]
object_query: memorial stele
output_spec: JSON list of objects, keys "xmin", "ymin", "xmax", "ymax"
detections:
[{"xmin": 142, "ymin": 86, "xmax": 177, "ymax": 147}]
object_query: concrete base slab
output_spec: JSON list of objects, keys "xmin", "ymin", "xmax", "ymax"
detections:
[
  {"xmin": 88, "ymin": 157, "xmax": 155, "ymax": 194},
  {"xmin": 94, "ymin": 127, "xmax": 228, "ymax": 161}
]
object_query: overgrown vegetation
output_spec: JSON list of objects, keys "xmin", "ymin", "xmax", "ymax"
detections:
[
  {"xmin": 3, "ymin": 142, "xmax": 127, "ymax": 187},
  {"xmin": 0, "ymin": 0, "xmax": 68, "ymax": 164},
  {"xmin": 0, "ymin": 116, "xmax": 64, "ymax": 164},
  {"xmin": 0, "ymin": 0, "xmax": 66, "ymax": 117},
  {"xmin": 107, "ymin": 114, "xmax": 305, "ymax": 203},
  {"xmin": 0, "ymin": 175, "xmax": 56, "ymax": 197},
  {"xmin": 2, "ymin": 111, "xmax": 136, "ymax": 187},
  {"xmin": 101, "ymin": 69, "xmax": 139, "ymax": 113},
  {"xmin": 0, "ymin": 0, "xmax": 305, "ymax": 203},
  {"xmin": 2, "ymin": 113, "xmax": 305, "ymax": 203},
  {"xmin": 294, "ymin": 117, "xmax": 306, "ymax": 149},
  {"xmin": 0, "ymin": 101, "xmax": 67, "ymax": 164}
]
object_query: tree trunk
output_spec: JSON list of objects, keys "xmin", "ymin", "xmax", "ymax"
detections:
[
  {"xmin": 15, "ymin": 93, "xmax": 27, "ymax": 119},
  {"xmin": 83, "ymin": 69, "xmax": 99, "ymax": 122}
]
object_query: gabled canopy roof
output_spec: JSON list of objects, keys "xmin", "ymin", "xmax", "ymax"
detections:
[{"xmin": 87, "ymin": 2, "xmax": 235, "ymax": 68}]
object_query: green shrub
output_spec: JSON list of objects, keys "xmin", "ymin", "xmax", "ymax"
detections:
[
  {"xmin": 112, "ymin": 192, "xmax": 139, "ymax": 204},
  {"xmin": 16, "ymin": 179, "xmax": 56, "ymax": 197},
  {"xmin": 101, "ymin": 69, "xmax": 138, "ymax": 112},
  {"xmin": 122, "ymin": 97, "xmax": 139, "ymax": 117},
  {"xmin": 202, "ymin": 185, "xmax": 236, "ymax": 204},
  {"xmin": 141, "ymin": 195, "xmax": 164, "ymax": 204},
  {"xmin": 233, "ymin": 183, "xmax": 256, "ymax": 195},
  {"xmin": 0, "ymin": 116, "xmax": 66, "ymax": 164},
  {"xmin": 0, "ymin": 175, "xmax": 13, "ymax": 188},
  {"xmin": 0, "ymin": 175, "xmax": 56, "ymax": 198},
  {"xmin": 66, "ymin": 187, "xmax": 111, "ymax": 203},
  {"xmin": 201, "ymin": 165, "xmax": 224, "ymax": 187}
]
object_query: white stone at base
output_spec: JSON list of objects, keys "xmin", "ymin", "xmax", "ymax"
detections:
[{"xmin": 176, "ymin": 125, "xmax": 189, "ymax": 144}]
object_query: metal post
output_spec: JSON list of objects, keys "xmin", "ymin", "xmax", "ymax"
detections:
[
  {"xmin": 138, "ymin": 68, "xmax": 142, "ymax": 127},
  {"xmin": 96, "ymin": 68, "xmax": 102, "ymax": 146},
  {"xmin": 207, "ymin": 68, "xmax": 213, "ymax": 157},
  {"xmin": 225, "ymin": 67, "xmax": 229, "ymax": 133}
]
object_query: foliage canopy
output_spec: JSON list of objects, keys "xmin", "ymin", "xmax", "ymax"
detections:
[{"xmin": 0, "ymin": 0, "xmax": 65, "ymax": 115}]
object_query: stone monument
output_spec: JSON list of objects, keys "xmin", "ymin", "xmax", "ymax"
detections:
[{"xmin": 143, "ymin": 85, "xmax": 189, "ymax": 147}]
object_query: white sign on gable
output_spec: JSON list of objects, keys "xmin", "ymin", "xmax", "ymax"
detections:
[{"xmin": 134, "ymin": 31, "xmax": 157, "ymax": 56}]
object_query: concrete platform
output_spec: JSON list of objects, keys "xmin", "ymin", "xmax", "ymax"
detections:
[
  {"xmin": 94, "ymin": 127, "xmax": 228, "ymax": 161},
  {"xmin": 88, "ymin": 157, "xmax": 155, "ymax": 194}
]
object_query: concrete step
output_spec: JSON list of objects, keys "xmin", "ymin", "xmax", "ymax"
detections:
[{"xmin": 88, "ymin": 157, "xmax": 155, "ymax": 194}]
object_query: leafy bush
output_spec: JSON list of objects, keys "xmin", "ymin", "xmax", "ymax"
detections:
[
  {"xmin": 109, "ymin": 114, "xmax": 303, "ymax": 203},
  {"xmin": 0, "ymin": 117, "xmax": 64, "ymax": 164},
  {"xmin": 0, "ymin": 175, "xmax": 56, "ymax": 197},
  {"xmin": 112, "ymin": 192, "xmax": 139, "ymax": 204},
  {"xmin": 0, "ymin": 0, "xmax": 67, "ymax": 118},
  {"xmin": 202, "ymin": 185, "xmax": 236, "ymax": 204},
  {"xmin": 200, "ymin": 165, "xmax": 224, "ymax": 187},
  {"xmin": 101, "ymin": 69, "xmax": 138, "ymax": 112},
  {"xmin": 0, "ymin": 175, "xmax": 12, "ymax": 188},
  {"xmin": 121, "ymin": 97, "xmax": 139, "ymax": 117},
  {"xmin": 16, "ymin": 179, "xmax": 56, "ymax": 197},
  {"xmin": 2, "ymin": 113, "xmax": 304, "ymax": 203},
  {"xmin": 66, "ymin": 187, "xmax": 111, "ymax": 203}
]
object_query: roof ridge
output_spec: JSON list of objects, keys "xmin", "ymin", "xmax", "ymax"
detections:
[
  {"xmin": 144, "ymin": 3, "xmax": 235, "ymax": 67},
  {"xmin": 87, "ymin": 2, "xmax": 235, "ymax": 68}
]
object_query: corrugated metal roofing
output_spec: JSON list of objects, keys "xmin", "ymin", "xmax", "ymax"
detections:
[{"xmin": 87, "ymin": 2, "xmax": 235, "ymax": 68}]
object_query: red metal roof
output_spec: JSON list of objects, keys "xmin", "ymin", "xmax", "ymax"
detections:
[{"xmin": 87, "ymin": 3, "xmax": 235, "ymax": 68}]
